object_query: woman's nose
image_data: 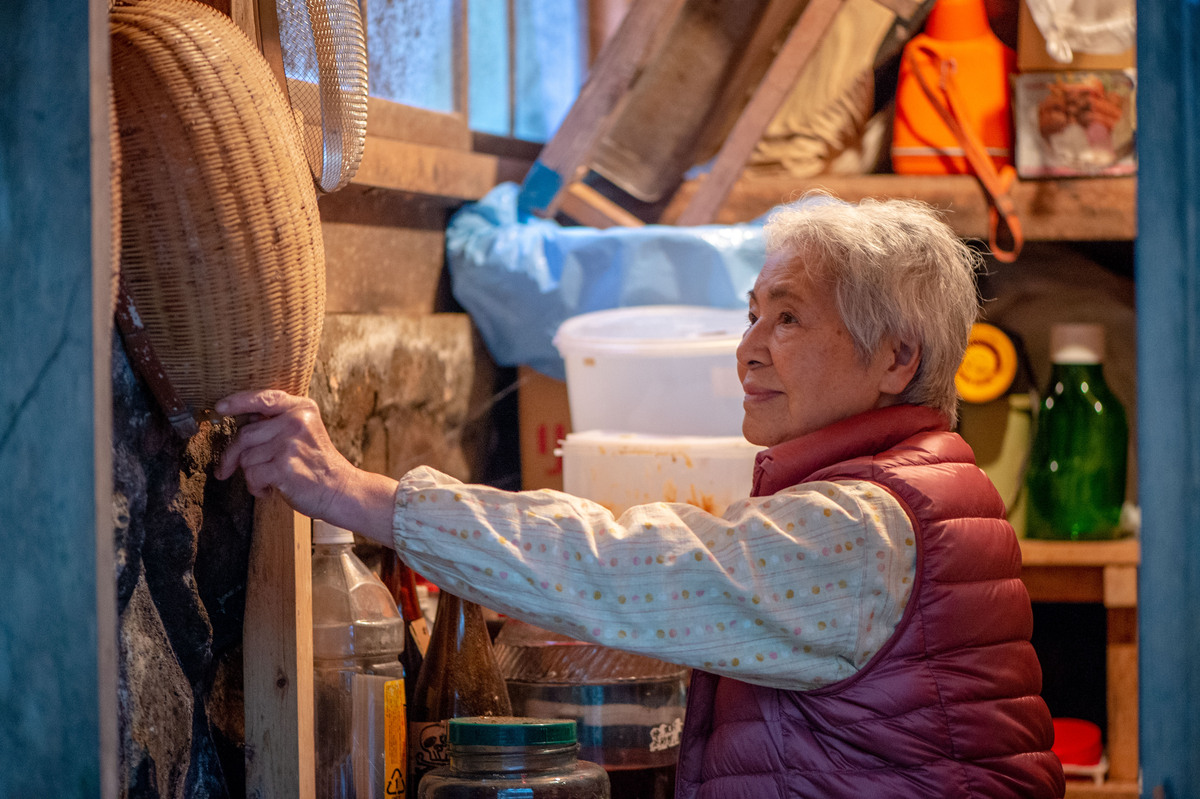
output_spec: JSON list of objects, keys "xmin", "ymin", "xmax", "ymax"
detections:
[{"xmin": 736, "ymin": 321, "xmax": 766, "ymax": 367}]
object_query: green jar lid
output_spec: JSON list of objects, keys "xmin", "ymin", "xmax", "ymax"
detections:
[{"xmin": 448, "ymin": 716, "xmax": 577, "ymax": 747}]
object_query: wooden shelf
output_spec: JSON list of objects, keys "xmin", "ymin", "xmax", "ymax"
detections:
[
  {"xmin": 664, "ymin": 172, "xmax": 1137, "ymax": 242},
  {"xmin": 1018, "ymin": 537, "xmax": 1140, "ymax": 792},
  {"xmin": 1063, "ymin": 780, "xmax": 1140, "ymax": 798}
]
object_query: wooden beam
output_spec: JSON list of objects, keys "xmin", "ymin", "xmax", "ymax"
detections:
[
  {"xmin": 366, "ymin": 98, "xmax": 472, "ymax": 150},
  {"xmin": 244, "ymin": 499, "xmax": 314, "ymax": 799},
  {"xmin": 518, "ymin": 0, "xmax": 688, "ymax": 217},
  {"xmin": 664, "ymin": 173, "xmax": 1137, "ymax": 242},
  {"xmin": 560, "ymin": 183, "xmax": 645, "ymax": 228},
  {"xmin": 673, "ymin": 0, "xmax": 849, "ymax": 226},
  {"xmin": 352, "ymin": 136, "xmax": 508, "ymax": 203}
]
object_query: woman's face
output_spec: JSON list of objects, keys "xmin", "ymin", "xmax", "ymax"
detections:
[{"xmin": 737, "ymin": 252, "xmax": 909, "ymax": 447}]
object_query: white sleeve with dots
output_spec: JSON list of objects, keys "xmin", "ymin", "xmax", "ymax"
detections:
[{"xmin": 393, "ymin": 465, "xmax": 916, "ymax": 691}]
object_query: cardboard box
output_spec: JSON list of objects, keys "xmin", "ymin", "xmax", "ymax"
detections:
[
  {"xmin": 517, "ymin": 365, "xmax": 571, "ymax": 491},
  {"xmin": 1017, "ymin": 0, "xmax": 1135, "ymax": 73},
  {"xmin": 1012, "ymin": 70, "xmax": 1136, "ymax": 178}
]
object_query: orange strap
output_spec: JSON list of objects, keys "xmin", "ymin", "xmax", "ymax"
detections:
[{"xmin": 906, "ymin": 45, "xmax": 1023, "ymax": 262}]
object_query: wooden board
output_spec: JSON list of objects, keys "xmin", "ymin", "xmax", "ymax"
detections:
[
  {"xmin": 244, "ymin": 497, "xmax": 314, "ymax": 799},
  {"xmin": 664, "ymin": 173, "xmax": 1137, "ymax": 241}
]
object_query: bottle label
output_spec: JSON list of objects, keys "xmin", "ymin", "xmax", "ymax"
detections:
[
  {"xmin": 384, "ymin": 680, "xmax": 407, "ymax": 797},
  {"xmin": 408, "ymin": 617, "xmax": 431, "ymax": 659},
  {"xmin": 409, "ymin": 719, "xmax": 448, "ymax": 783}
]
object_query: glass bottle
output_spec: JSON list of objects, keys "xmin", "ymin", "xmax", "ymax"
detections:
[
  {"xmin": 1025, "ymin": 323, "xmax": 1129, "ymax": 540},
  {"xmin": 380, "ymin": 551, "xmax": 432, "ymax": 704},
  {"xmin": 418, "ymin": 717, "xmax": 610, "ymax": 799},
  {"xmin": 312, "ymin": 521, "xmax": 408, "ymax": 799},
  {"xmin": 407, "ymin": 590, "xmax": 513, "ymax": 796}
]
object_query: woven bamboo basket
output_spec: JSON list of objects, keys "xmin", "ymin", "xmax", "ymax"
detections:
[{"xmin": 111, "ymin": 0, "xmax": 325, "ymax": 435}]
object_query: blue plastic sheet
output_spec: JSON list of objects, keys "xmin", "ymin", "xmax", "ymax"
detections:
[{"xmin": 446, "ymin": 182, "xmax": 766, "ymax": 379}]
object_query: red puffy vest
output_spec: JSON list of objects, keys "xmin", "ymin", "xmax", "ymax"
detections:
[{"xmin": 675, "ymin": 405, "xmax": 1064, "ymax": 798}]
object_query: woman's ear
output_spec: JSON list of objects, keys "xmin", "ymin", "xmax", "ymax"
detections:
[{"xmin": 878, "ymin": 337, "xmax": 921, "ymax": 397}]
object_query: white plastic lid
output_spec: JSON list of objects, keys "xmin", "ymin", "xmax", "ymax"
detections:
[
  {"xmin": 313, "ymin": 520, "xmax": 354, "ymax": 545},
  {"xmin": 558, "ymin": 430, "xmax": 763, "ymax": 458},
  {"xmin": 553, "ymin": 305, "xmax": 746, "ymax": 356},
  {"xmin": 1050, "ymin": 323, "xmax": 1105, "ymax": 364}
]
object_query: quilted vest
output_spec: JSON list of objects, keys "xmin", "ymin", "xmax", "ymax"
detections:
[{"xmin": 675, "ymin": 405, "xmax": 1064, "ymax": 799}]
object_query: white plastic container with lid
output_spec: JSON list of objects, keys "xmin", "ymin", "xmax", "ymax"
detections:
[
  {"xmin": 559, "ymin": 431, "xmax": 762, "ymax": 517},
  {"xmin": 312, "ymin": 520, "xmax": 407, "ymax": 799},
  {"xmin": 552, "ymin": 305, "xmax": 747, "ymax": 437}
]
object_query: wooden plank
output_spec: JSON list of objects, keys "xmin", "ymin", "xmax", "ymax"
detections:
[
  {"xmin": 519, "ymin": 0, "xmax": 688, "ymax": 216},
  {"xmin": 673, "ymin": 0, "xmax": 849, "ymax": 225},
  {"xmin": 244, "ymin": 499, "xmax": 314, "ymax": 799},
  {"xmin": 318, "ymin": 187, "xmax": 449, "ymax": 315},
  {"xmin": 1063, "ymin": 783, "xmax": 1140, "ymax": 798},
  {"xmin": 366, "ymin": 98, "xmax": 472, "ymax": 150},
  {"xmin": 1020, "ymin": 538, "xmax": 1141, "ymax": 568},
  {"xmin": 1020, "ymin": 566, "xmax": 1104, "ymax": 604},
  {"xmin": 1103, "ymin": 564, "xmax": 1138, "ymax": 608},
  {"xmin": 1105, "ymin": 607, "xmax": 1139, "ymax": 783},
  {"xmin": 687, "ymin": 0, "xmax": 812, "ymax": 160},
  {"xmin": 870, "ymin": 0, "xmax": 922, "ymax": 21},
  {"xmin": 0, "ymin": 2, "xmax": 117, "ymax": 795},
  {"xmin": 352, "ymin": 135, "xmax": 505, "ymax": 203},
  {"xmin": 560, "ymin": 182, "xmax": 645, "ymax": 228},
  {"xmin": 663, "ymin": 173, "xmax": 1137, "ymax": 242}
]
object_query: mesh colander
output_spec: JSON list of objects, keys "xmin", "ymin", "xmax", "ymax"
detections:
[
  {"xmin": 111, "ymin": 0, "xmax": 326, "ymax": 436},
  {"xmin": 268, "ymin": 0, "xmax": 369, "ymax": 193}
]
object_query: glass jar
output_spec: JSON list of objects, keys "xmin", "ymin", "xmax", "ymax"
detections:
[{"xmin": 418, "ymin": 717, "xmax": 610, "ymax": 799}]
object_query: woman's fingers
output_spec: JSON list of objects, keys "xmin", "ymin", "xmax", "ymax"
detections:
[{"xmin": 214, "ymin": 392, "xmax": 322, "ymax": 481}]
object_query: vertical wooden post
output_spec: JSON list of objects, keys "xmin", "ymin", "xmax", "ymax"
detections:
[
  {"xmin": 244, "ymin": 495, "xmax": 315, "ymax": 799},
  {"xmin": 0, "ymin": 0, "xmax": 117, "ymax": 796},
  {"xmin": 1137, "ymin": 0, "xmax": 1200, "ymax": 791}
]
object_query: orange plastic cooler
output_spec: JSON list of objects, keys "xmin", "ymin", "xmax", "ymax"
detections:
[{"xmin": 892, "ymin": 0, "xmax": 1016, "ymax": 175}]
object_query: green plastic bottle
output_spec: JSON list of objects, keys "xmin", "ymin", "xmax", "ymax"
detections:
[{"xmin": 1025, "ymin": 323, "xmax": 1128, "ymax": 540}]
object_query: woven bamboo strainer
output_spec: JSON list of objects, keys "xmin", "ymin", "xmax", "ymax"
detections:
[{"xmin": 111, "ymin": 0, "xmax": 325, "ymax": 436}]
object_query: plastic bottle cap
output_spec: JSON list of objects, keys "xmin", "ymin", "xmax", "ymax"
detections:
[
  {"xmin": 312, "ymin": 520, "xmax": 354, "ymax": 545},
  {"xmin": 448, "ymin": 717, "xmax": 577, "ymax": 747},
  {"xmin": 956, "ymin": 322, "xmax": 1018, "ymax": 403},
  {"xmin": 1050, "ymin": 323, "xmax": 1104, "ymax": 364}
]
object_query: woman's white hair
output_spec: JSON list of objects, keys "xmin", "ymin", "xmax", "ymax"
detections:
[{"xmin": 762, "ymin": 190, "xmax": 981, "ymax": 426}]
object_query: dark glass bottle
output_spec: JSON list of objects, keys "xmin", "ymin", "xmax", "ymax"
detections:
[
  {"xmin": 380, "ymin": 551, "xmax": 431, "ymax": 704},
  {"xmin": 1026, "ymin": 324, "xmax": 1129, "ymax": 540},
  {"xmin": 407, "ymin": 590, "xmax": 512, "ymax": 796}
]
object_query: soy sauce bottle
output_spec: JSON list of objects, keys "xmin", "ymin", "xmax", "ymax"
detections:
[{"xmin": 407, "ymin": 589, "xmax": 512, "ymax": 795}]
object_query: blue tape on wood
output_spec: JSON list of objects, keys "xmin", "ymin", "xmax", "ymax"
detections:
[{"xmin": 518, "ymin": 160, "xmax": 564, "ymax": 217}]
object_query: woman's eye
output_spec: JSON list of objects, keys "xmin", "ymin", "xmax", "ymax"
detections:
[
  {"xmin": 780, "ymin": 311, "xmax": 798, "ymax": 325},
  {"xmin": 746, "ymin": 311, "xmax": 758, "ymax": 326}
]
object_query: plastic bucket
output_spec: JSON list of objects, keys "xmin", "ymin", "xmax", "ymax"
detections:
[
  {"xmin": 552, "ymin": 305, "xmax": 746, "ymax": 436},
  {"xmin": 560, "ymin": 431, "xmax": 762, "ymax": 516}
]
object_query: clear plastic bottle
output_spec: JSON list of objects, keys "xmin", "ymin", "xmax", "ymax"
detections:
[
  {"xmin": 418, "ymin": 717, "xmax": 610, "ymax": 799},
  {"xmin": 1025, "ymin": 324, "xmax": 1129, "ymax": 540},
  {"xmin": 312, "ymin": 520, "xmax": 408, "ymax": 798}
]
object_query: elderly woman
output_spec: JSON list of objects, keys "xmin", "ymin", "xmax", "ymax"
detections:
[{"xmin": 217, "ymin": 192, "xmax": 1065, "ymax": 798}]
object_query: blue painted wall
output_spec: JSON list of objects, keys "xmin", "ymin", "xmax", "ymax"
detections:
[
  {"xmin": 1136, "ymin": 0, "xmax": 1200, "ymax": 795},
  {"xmin": 0, "ymin": 1, "xmax": 115, "ymax": 796}
]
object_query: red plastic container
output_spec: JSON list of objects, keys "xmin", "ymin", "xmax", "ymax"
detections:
[{"xmin": 1051, "ymin": 717, "xmax": 1104, "ymax": 766}]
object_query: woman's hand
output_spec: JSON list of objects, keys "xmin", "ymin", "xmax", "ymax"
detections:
[{"xmin": 214, "ymin": 389, "xmax": 399, "ymax": 545}]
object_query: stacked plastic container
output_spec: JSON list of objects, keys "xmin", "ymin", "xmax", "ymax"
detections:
[{"xmin": 551, "ymin": 305, "xmax": 762, "ymax": 516}]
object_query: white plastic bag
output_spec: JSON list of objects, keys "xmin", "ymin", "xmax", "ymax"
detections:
[{"xmin": 1025, "ymin": 0, "xmax": 1136, "ymax": 63}]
